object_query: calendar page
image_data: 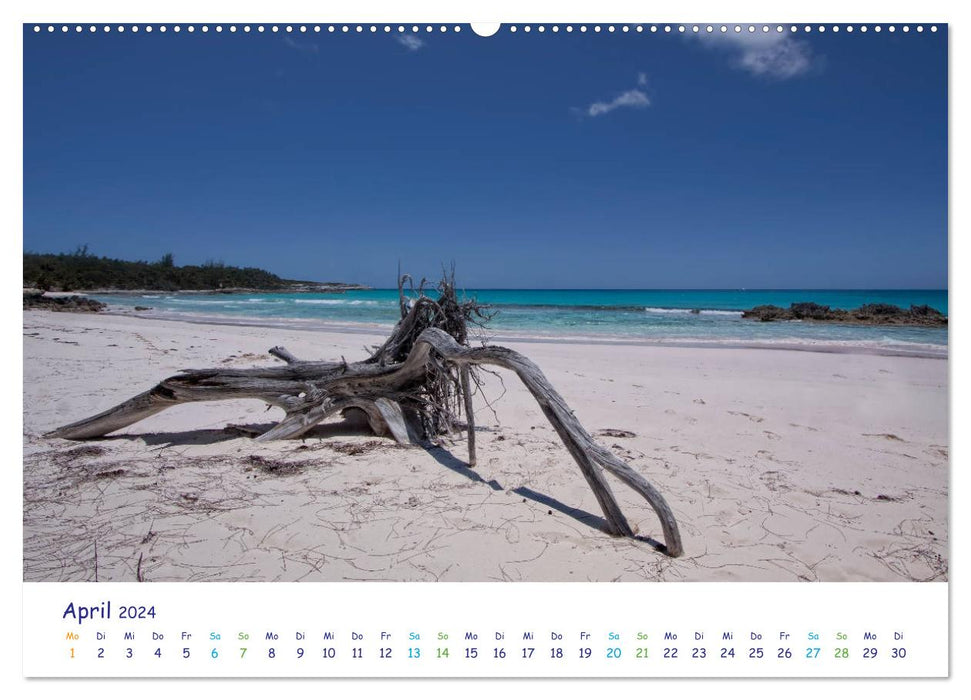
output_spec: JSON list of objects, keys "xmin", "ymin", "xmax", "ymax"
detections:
[{"xmin": 17, "ymin": 0, "xmax": 955, "ymax": 693}]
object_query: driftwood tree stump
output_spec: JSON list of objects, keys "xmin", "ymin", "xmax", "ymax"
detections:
[{"xmin": 49, "ymin": 275, "xmax": 683, "ymax": 557}]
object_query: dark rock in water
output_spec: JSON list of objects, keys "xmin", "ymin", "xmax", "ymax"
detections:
[
  {"xmin": 908, "ymin": 304, "xmax": 941, "ymax": 317},
  {"xmin": 134, "ymin": 306, "xmax": 152, "ymax": 311},
  {"xmin": 789, "ymin": 302, "xmax": 834, "ymax": 320},
  {"xmin": 857, "ymin": 303, "xmax": 900, "ymax": 316},
  {"xmin": 853, "ymin": 303, "xmax": 948, "ymax": 326},
  {"xmin": 742, "ymin": 305, "xmax": 790, "ymax": 322},
  {"xmin": 741, "ymin": 302, "xmax": 946, "ymax": 327},
  {"xmin": 690, "ymin": 308, "xmax": 701, "ymax": 314},
  {"xmin": 23, "ymin": 292, "xmax": 106, "ymax": 313}
]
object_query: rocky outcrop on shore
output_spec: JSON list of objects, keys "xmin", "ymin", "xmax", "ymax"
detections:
[
  {"xmin": 742, "ymin": 302, "xmax": 947, "ymax": 327},
  {"xmin": 23, "ymin": 291, "xmax": 106, "ymax": 313}
]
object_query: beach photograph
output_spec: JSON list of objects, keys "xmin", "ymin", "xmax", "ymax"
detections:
[{"xmin": 23, "ymin": 23, "xmax": 947, "ymax": 583}]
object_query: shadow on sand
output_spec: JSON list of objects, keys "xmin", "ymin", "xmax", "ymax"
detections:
[
  {"xmin": 96, "ymin": 422, "xmax": 664, "ymax": 550},
  {"xmin": 424, "ymin": 445, "xmax": 666, "ymax": 551}
]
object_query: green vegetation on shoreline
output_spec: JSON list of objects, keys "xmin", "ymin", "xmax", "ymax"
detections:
[{"xmin": 23, "ymin": 248, "xmax": 367, "ymax": 293}]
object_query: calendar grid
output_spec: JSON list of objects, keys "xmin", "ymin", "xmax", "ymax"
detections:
[{"xmin": 24, "ymin": 582, "xmax": 948, "ymax": 678}]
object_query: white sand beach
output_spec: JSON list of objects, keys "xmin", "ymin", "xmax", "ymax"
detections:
[{"xmin": 23, "ymin": 310, "xmax": 948, "ymax": 582}]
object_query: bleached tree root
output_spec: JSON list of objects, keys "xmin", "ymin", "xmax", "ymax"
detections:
[{"xmin": 48, "ymin": 327, "xmax": 683, "ymax": 556}]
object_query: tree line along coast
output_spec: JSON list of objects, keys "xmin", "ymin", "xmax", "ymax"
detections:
[{"xmin": 23, "ymin": 248, "xmax": 368, "ymax": 294}]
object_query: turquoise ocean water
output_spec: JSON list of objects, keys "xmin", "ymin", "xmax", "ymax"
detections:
[{"xmin": 95, "ymin": 289, "xmax": 948, "ymax": 354}]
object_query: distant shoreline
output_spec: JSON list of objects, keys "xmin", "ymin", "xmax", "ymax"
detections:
[
  {"xmin": 25, "ymin": 285, "xmax": 371, "ymax": 295},
  {"xmin": 77, "ymin": 307, "xmax": 946, "ymax": 359},
  {"xmin": 23, "ymin": 286, "xmax": 949, "ymax": 358}
]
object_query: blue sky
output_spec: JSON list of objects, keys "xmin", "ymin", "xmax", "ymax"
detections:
[{"xmin": 23, "ymin": 25, "xmax": 947, "ymax": 289}]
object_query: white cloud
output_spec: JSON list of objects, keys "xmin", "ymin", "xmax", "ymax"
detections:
[
  {"xmin": 397, "ymin": 34, "xmax": 425, "ymax": 51},
  {"xmin": 283, "ymin": 36, "xmax": 319, "ymax": 55},
  {"xmin": 637, "ymin": 72, "xmax": 648, "ymax": 86},
  {"xmin": 695, "ymin": 32, "xmax": 814, "ymax": 79},
  {"xmin": 585, "ymin": 88, "xmax": 650, "ymax": 117}
]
